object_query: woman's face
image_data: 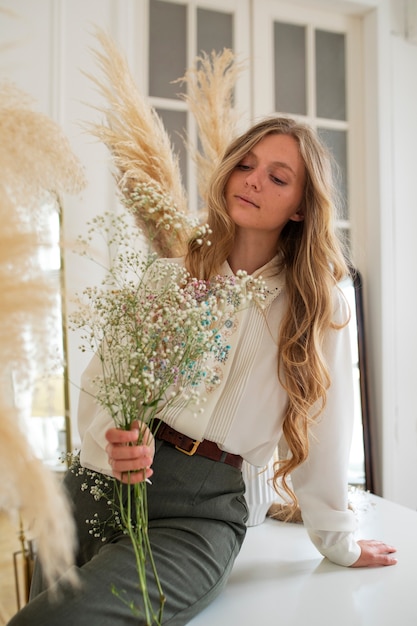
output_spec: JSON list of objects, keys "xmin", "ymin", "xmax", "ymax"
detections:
[{"xmin": 224, "ymin": 133, "xmax": 306, "ymax": 240}]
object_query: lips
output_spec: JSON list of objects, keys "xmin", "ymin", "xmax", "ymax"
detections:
[{"xmin": 235, "ymin": 194, "xmax": 260, "ymax": 208}]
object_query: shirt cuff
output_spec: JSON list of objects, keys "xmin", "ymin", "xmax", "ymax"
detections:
[{"xmin": 307, "ymin": 529, "xmax": 361, "ymax": 567}]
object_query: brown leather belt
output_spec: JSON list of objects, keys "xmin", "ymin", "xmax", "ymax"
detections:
[{"xmin": 152, "ymin": 420, "xmax": 243, "ymax": 470}]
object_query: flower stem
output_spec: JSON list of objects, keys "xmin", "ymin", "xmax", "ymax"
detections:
[{"xmin": 113, "ymin": 475, "xmax": 165, "ymax": 625}]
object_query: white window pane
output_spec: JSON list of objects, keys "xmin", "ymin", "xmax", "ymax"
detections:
[
  {"xmin": 274, "ymin": 21, "xmax": 306, "ymax": 115},
  {"xmin": 315, "ymin": 29, "xmax": 346, "ymax": 120},
  {"xmin": 318, "ymin": 127, "xmax": 348, "ymax": 219},
  {"xmin": 197, "ymin": 8, "xmax": 233, "ymax": 55},
  {"xmin": 149, "ymin": 0, "xmax": 187, "ymax": 99}
]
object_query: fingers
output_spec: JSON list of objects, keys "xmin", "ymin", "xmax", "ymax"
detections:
[
  {"xmin": 351, "ymin": 539, "xmax": 398, "ymax": 568},
  {"xmin": 107, "ymin": 443, "xmax": 154, "ymax": 484},
  {"xmin": 105, "ymin": 422, "xmax": 155, "ymax": 484},
  {"xmin": 113, "ymin": 467, "xmax": 154, "ymax": 485},
  {"xmin": 107, "ymin": 443, "xmax": 153, "ymax": 469},
  {"xmin": 105, "ymin": 426, "xmax": 140, "ymax": 445}
]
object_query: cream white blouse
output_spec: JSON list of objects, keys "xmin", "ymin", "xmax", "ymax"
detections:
[{"xmin": 78, "ymin": 256, "xmax": 361, "ymax": 567}]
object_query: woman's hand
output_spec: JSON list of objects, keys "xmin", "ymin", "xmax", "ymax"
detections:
[
  {"xmin": 105, "ymin": 421, "xmax": 155, "ymax": 484},
  {"xmin": 350, "ymin": 540, "xmax": 397, "ymax": 567}
]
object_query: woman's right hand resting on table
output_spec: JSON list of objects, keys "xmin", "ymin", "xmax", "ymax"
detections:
[
  {"xmin": 351, "ymin": 539, "xmax": 397, "ymax": 567},
  {"xmin": 105, "ymin": 421, "xmax": 155, "ymax": 484}
]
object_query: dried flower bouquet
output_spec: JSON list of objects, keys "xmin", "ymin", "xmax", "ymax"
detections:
[{"xmin": 71, "ymin": 207, "xmax": 265, "ymax": 624}]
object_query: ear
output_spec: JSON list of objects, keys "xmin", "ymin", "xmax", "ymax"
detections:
[{"xmin": 289, "ymin": 207, "xmax": 305, "ymax": 223}]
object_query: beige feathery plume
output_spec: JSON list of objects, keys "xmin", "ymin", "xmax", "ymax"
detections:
[
  {"xmin": 0, "ymin": 81, "xmax": 85, "ymax": 606},
  {"xmin": 85, "ymin": 35, "xmax": 243, "ymax": 258},
  {"xmin": 0, "ymin": 410, "xmax": 77, "ymax": 587},
  {"xmin": 86, "ymin": 30, "xmax": 191, "ymax": 258},
  {"xmin": 176, "ymin": 49, "xmax": 243, "ymax": 205},
  {"xmin": 0, "ymin": 83, "xmax": 85, "ymax": 207}
]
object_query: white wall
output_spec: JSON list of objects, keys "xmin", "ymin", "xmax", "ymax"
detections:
[
  {"xmin": 2, "ymin": 0, "xmax": 417, "ymax": 507},
  {"xmin": 386, "ymin": 34, "xmax": 417, "ymax": 507}
]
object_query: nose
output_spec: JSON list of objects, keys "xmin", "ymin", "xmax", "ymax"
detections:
[{"xmin": 245, "ymin": 168, "xmax": 261, "ymax": 190}]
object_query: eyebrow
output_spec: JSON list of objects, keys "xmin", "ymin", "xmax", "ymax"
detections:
[
  {"xmin": 270, "ymin": 161, "xmax": 296, "ymax": 176},
  {"xmin": 245, "ymin": 151, "xmax": 296, "ymax": 176}
]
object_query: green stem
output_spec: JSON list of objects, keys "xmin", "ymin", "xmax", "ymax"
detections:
[{"xmin": 114, "ymin": 473, "xmax": 165, "ymax": 625}]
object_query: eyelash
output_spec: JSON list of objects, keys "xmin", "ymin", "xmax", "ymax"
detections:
[
  {"xmin": 236, "ymin": 164, "xmax": 285, "ymax": 186},
  {"xmin": 270, "ymin": 175, "xmax": 285, "ymax": 186}
]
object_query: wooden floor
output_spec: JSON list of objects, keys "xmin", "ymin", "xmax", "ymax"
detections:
[{"xmin": 0, "ymin": 512, "xmax": 26, "ymax": 625}]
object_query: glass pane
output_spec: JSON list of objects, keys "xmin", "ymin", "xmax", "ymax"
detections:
[
  {"xmin": 274, "ymin": 22, "xmax": 306, "ymax": 115},
  {"xmin": 318, "ymin": 128, "xmax": 348, "ymax": 219},
  {"xmin": 155, "ymin": 108, "xmax": 188, "ymax": 190},
  {"xmin": 315, "ymin": 29, "xmax": 346, "ymax": 120},
  {"xmin": 197, "ymin": 8, "xmax": 233, "ymax": 55},
  {"xmin": 149, "ymin": 0, "xmax": 187, "ymax": 99}
]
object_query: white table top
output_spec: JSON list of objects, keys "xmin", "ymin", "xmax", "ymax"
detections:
[{"xmin": 189, "ymin": 491, "xmax": 417, "ymax": 625}]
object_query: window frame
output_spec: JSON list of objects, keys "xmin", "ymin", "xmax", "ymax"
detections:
[{"xmin": 252, "ymin": 0, "xmax": 365, "ymax": 262}]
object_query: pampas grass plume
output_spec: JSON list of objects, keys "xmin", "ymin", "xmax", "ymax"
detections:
[
  {"xmin": 176, "ymin": 49, "xmax": 243, "ymax": 204},
  {"xmin": 0, "ymin": 81, "xmax": 86, "ymax": 609},
  {"xmin": 85, "ymin": 29, "xmax": 190, "ymax": 258}
]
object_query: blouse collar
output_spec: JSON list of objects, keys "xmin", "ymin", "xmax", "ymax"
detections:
[{"xmin": 222, "ymin": 255, "xmax": 285, "ymax": 308}]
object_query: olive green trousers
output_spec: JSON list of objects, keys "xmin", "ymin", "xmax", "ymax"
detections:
[{"xmin": 8, "ymin": 439, "xmax": 247, "ymax": 626}]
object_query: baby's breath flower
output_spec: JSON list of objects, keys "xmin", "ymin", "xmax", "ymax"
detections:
[{"xmin": 70, "ymin": 192, "xmax": 267, "ymax": 624}]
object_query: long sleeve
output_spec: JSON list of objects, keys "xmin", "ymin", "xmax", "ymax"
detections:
[
  {"xmin": 78, "ymin": 352, "xmax": 115, "ymax": 476},
  {"xmin": 308, "ymin": 529, "xmax": 361, "ymax": 566},
  {"xmin": 290, "ymin": 291, "xmax": 359, "ymax": 565}
]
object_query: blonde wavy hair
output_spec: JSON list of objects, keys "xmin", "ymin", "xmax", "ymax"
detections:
[{"xmin": 186, "ymin": 116, "xmax": 350, "ymax": 507}]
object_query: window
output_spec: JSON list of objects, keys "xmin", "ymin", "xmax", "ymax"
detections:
[
  {"xmin": 253, "ymin": 0, "xmax": 364, "ymax": 250},
  {"xmin": 146, "ymin": 0, "xmax": 250, "ymax": 209}
]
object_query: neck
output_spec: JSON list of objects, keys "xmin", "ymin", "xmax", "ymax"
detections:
[{"xmin": 228, "ymin": 231, "xmax": 278, "ymax": 275}]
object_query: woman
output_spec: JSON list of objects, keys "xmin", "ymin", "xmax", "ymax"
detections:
[{"xmin": 9, "ymin": 117, "xmax": 397, "ymax": 626}]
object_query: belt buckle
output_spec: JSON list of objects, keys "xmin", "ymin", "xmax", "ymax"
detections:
[{"xmin": 175, "ymin": 439, "xmax": 201, "ymax": 456}]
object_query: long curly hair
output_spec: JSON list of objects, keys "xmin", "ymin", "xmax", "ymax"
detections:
[{"xmin": 186, "ymin": 116, "xmax": 350, "ymax": 506}]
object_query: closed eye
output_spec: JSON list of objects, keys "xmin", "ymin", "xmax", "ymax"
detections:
[
  {"xmin": 271, "ymin": 175, "xmax": 286, "ymax": 185},
  {"xmin": 236, "ymin": 163, "xmax": 251, "ymax": 171}
]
